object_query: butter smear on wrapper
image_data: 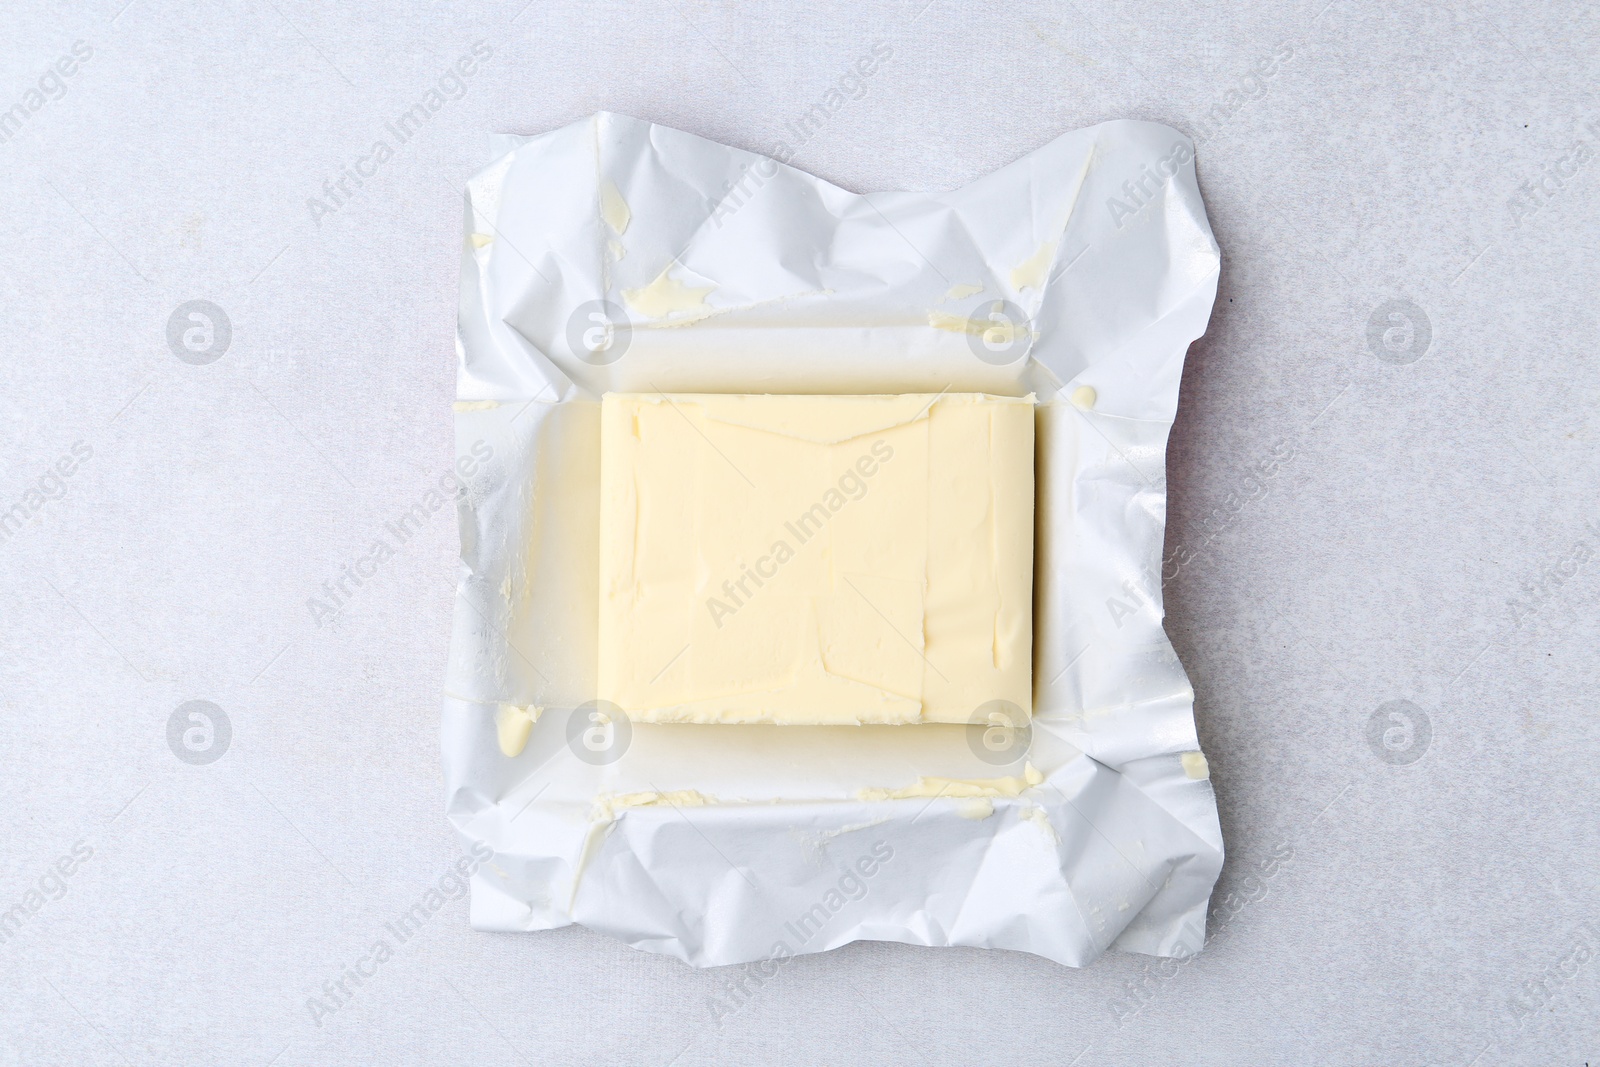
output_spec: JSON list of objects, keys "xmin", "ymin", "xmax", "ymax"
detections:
[{"xmin": 598, "ymin": 392, "xmax": 1035, "ymax": 725}]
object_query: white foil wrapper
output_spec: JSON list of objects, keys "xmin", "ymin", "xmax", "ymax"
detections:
[{"xmin": 442, "ymin": 112, "xmax": 1223, "ymax": 967}]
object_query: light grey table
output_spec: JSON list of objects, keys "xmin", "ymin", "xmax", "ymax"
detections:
[{"xmin": 2, "ymin": 2, "xmax": 1595, "ymax": 1064}]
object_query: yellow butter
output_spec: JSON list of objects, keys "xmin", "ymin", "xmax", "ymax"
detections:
[{"xmin": 597, "ymin": 392, "xmax": 1035, "ymax": 725}]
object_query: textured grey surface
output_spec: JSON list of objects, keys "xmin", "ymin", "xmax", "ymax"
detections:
[{"xmin": 0, "ymin": 1, "xmax": 1596, "ymax": 1065}]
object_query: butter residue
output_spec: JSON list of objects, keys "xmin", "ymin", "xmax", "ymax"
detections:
[
  {"xmin": 1070, "ymin": 385, "xmax": 1097, "ymax": 410},
  {"xmin": 495, "ymin": 703, "xmax": 539, "ymax": 757},
  {"xmin": 468, "ymin": 232, "xmax": 493, "ymax": 249},
  {"xmin": 600, "ymin": 180, "xmax": 631, "ymax": 235},
  {"xmin": 857, "ymin": 763, "xmax": 1043, "ymax": 802},
  {"xmin": 1181, "ymin": 751, "xmax": 1210, "ymax": 780},
  {"xmin": 607, "ymin": 237, "xmax": 626, "ymax": 261},
  {"xmin": 817, "ymin": 817, "xmax": 892, "ymax": 840},
  {"xmin": 927, "ymin": 305, "xmax": 1031, "ymax": 346},
  {"xmin": 1021, "ymin": 803, "xmax": 1060, "ymax": 843},
  {"xmin": 956, "ymin": 798, "xmax": 995, "ymax": 820},
  {"xmin": 622, "ymin": 263, "xmax": 715, "ymax": 323},
  {"xmin": 927, "ymin": 310, "xmax": 985, "ymax": 335},
  {"xmin": 943, "ymin": 282, "xmax": 984, "ymax": 301},
  {"xmin": 1010, "ymin": 240, "xmax": 1056, "ymax": 291},
  {"xmin": 453, "ymin": 399, "xmax": 500, "ymax": 411},
  {"xmin": 593, "ymin": 789, "xmax": 713, "ymax": 823}
]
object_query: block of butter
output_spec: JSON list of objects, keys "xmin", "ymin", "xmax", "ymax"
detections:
[{"xmin": 598, "ymin": 392, "xmax": 1035, "ymax": 725}]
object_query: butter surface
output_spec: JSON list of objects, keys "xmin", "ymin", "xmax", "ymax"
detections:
[{"xmin": 598, "ymin": 392, "xmax": 1034, "ymax": 725}]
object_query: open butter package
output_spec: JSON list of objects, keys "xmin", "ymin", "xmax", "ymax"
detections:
[{"xmin": 442, "ymin": 112, "xmax": 1224, "ymax": 968}]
